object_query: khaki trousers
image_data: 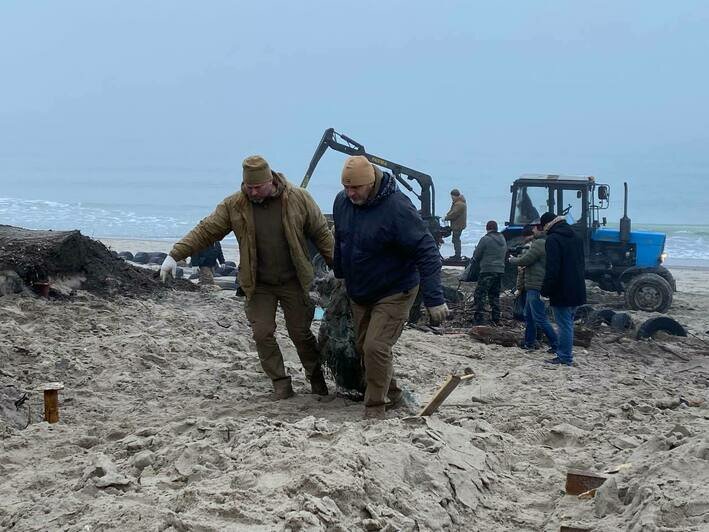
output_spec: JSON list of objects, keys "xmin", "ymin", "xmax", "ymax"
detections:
[
  {"xmin": 350, "ymin": 290, "xmax": 418, "ymax": 407},
  {"xmin": 244, "ymin": 279, "xmax": 320, "ymax": 382}
]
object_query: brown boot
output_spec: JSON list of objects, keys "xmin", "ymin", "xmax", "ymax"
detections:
[
  {"xmin": 272, "ymin": 377, "xmax": 294, "ymax": 400},
  {"xmin": 309, "ymin": 368, "xmax": 329, "ymax": 396},
  {"xmin": 363, "ymin": 404, "xmax": 386, "ymax": 420}
]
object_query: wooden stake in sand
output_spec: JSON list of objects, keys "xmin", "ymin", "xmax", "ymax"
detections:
[
  {"xmin": 418, "ymin": 373, "xmax": 476, "ymax": 416},
  {"xmin": 41, "ymin": 382, "xmax": 64, "ymax": 423}
]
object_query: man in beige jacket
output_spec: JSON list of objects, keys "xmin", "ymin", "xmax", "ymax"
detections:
[
  {"xmin": 444, "ymin": 189, "xmax": 467, "ymax": 259},
  {"xmin": 160, "ymin": 156, "xmax": 334, "ymax": 399}
]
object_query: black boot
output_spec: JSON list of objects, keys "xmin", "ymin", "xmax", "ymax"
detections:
[{"xmin": 309, "ymin": 367, "xmax": 329, "ymax": 396}]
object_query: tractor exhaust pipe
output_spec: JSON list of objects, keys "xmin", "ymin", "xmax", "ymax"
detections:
[{"xmin": 619, "ymin": 181, "xmax": 631, "ymax": 243}]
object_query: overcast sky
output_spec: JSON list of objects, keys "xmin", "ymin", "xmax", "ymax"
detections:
[{"xmin": 1, "ymin": 1, "xmax": 707, "ymax": 223}]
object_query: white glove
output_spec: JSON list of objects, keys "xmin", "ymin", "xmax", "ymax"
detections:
[
  {"xmin": 427, "ymin": 303, "xmax": 450, "ymax": 326},
  {"xmin": 160, "ymin": 255, "xmax": 177, "ymax": 283}
]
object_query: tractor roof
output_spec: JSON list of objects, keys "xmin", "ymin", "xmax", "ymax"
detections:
[{"xmin": 514, "ymin": 173, "xmax": 598, "ymax": 187}]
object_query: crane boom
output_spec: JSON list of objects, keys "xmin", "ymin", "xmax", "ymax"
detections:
[{"xmin": 301, "ymin": 128, "xmax": 436, "ymax": 219}]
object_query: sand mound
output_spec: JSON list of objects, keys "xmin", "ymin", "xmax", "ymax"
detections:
[{"xmin": 0, "ymin": 225, "xmax": 195, "ymax": 297}]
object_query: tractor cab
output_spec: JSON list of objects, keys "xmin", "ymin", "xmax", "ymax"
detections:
[
  {"xmin": 505, "ymin": 173, "xmax": 605, "ymax": 253},
  {"xmin": 503, "ymin": 174, "xmax": 675, "ymax": 313}
]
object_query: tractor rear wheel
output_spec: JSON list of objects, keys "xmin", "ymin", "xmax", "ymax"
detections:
[{"xmin": 624, "ymin": 273, "xmax": 673, "ymax": 313}]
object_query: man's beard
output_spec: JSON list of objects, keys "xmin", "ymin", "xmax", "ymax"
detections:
[{"xmin": 249, "ymin": 196, "xmax": 265, "ymax": 204}]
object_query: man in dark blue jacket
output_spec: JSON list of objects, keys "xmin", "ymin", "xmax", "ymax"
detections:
[
  {"xmin": 333, "ymin": 156, "xmax": 447, "ymax": 419},
  {"xmin": 540, "ymin": 211, "xmax": 587, "ymax": 366}
]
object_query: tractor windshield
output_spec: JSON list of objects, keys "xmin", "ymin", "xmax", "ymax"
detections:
[{"xmin": 513, "ymin": 186, "xmax": 548, "ymax": 224}]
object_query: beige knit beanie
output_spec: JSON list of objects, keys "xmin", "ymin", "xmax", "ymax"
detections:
[
  {"xmin": 341, "ymin": 156, "xmax": 375, "ymax": 186},
  {"xmin": 242, "ymin": 155, "xmax": 273, "ymax": 185}
]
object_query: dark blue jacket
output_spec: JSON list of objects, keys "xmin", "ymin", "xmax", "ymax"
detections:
[
  {"xmin": 541, "ymin": 220, "xmax": 587, "ymax": 307},
  {"xmin": 333, "ymin": 172, "xmax": 444, "ymax": 307},
  {"xmin": 191, "ymin": 241, "xmax": 225, "ymax": 268}
]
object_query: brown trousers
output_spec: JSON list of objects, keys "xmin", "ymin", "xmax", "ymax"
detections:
[
  {"xmin": 350, "ymin": 290, "xmax": 418, "ymax": 407},
  {"xmin": 244, "ymin": 279, "xmax": 320, "ymax": 382}
]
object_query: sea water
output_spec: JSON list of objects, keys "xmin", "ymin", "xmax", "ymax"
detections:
[{"xmin": 2, "ymin": 175, "xmax": 708, "ymax": 266}]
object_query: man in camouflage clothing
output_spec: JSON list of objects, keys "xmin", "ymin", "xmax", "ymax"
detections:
[{"xmin": 472, "ymin": 220, "xmax": 507, "ymax": 325}]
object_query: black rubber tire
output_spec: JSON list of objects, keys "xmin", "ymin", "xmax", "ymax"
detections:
[
  {"xmin": 636, "ymin": 316, "xmax": 687, "ymax": 340},
  {"xmin": 117, "ymin": 251, "xmax": 134, "ymax": 261},
  {"xmin": 148, "ymin": 252, "xmax": 167, "ymax": 265},
  {"xmin": 587, "ymin": 308, "xmax": 616, "ymax": 327},
  {"xmin": 216, "ymin": 266, "xmax": 237, "ymax": 276},
  {"xmin": 133, "ymin": 252, "xmax": 150, "ymax": 264},
  {"xmin": 610, "ymin": 312, "xmax": 634, "ymax": 331},
  {"xmin": 624, "ymin": 273, "xmax": 673, "ymax": 313},
  {"xmin": 575, "ymin": 304, "xmax": 595, "ymax": 323}
]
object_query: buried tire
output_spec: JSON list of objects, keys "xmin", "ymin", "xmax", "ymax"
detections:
[
  {"xmin": 587, "ymin": 308, "xmax": 616, "ymax": 327},
  {"xmin": 636, "ymin": 316, "xmax": 687, "ymax": 340},
  {"xmin": 574, "ymin": 304, "xmax": 595, "ymax": 323},
  {"xmin": 624, "ymin": 273, "xmax": 673, "ymax": 313},
  {"xmin": 610, "ymin": 312, "xmax": 634, "ymax": 331}
]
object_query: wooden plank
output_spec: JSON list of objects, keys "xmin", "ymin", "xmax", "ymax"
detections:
[
  {"xmin": 418, "ymin": 373, "xmax": 475, "ymax": 416},
  {"xmin": 43, "ymin": 390, "xmax": 59, "ymax": 423},
  {"xmin": 565, "ymin": 469, "xmax": 607, "ymax": 495},
  {"xmin": 41, "ymin": 382, "xmax": 64, "ymax": 424}
]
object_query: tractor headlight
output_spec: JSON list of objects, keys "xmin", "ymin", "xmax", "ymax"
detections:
[{"xmin": 660, "ymin": 252, "xmax": 668, "ymax": 264}]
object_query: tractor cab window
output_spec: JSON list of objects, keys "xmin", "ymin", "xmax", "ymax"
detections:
[
  {"xmin": 514, "ymin": 186, "xmax": 548, "ymax": 224},
  {"xmin": 560, "ymin": 188, "xmax": 584, "ymax": 225}
]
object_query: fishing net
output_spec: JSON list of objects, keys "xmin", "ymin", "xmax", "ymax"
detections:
[{"xmin": 311, "ymin": 262, "xmax": 365, "ymax": 400}]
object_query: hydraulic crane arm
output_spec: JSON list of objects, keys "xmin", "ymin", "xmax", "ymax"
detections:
[{"xmin": 301, "ymin": 128, "xmax": 436, "ymax": 218}]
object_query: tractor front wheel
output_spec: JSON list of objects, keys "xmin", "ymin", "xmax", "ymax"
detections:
[{"xmin": 624, "ymin": 273, "xmax": 673, "ymax": 313}]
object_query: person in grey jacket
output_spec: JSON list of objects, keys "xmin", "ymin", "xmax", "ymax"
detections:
[
  {"xmin": 472, "ymin": 220, "xmax": 507, "ymax": 324},
  {"xmin": 509, "ymin": 223, "xmax": 559, "ymax": 351}
]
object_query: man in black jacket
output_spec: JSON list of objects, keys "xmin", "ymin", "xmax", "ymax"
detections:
[
  {"xmin": 539, "ymin": 212, "xmax": 587, "ymax": 365},
  {"xmin": 333, "ymin": 156, "xmax": 447, "ymax": 419}
]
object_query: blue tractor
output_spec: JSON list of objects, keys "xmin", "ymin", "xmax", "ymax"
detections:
[{"xmin": 503, "ymin": 174, "xmax": 675, "ymax": 313}]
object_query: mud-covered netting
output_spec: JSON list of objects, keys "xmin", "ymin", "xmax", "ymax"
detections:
[
  {"xmin": 313, "ymin": 270, "xmax": 365, "ymax": 399},
  {"xmin": 311, "ymin": 263, "xmax": 466, "ymax": 397},
  {"xmin": 0, "ymin": 225, "xmax": 196, "ymax": 297}
]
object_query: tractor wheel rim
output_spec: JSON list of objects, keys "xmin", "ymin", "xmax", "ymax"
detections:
[{"xmin": 637, "ymin": 285, "xmax": 662, "ymax": 310}]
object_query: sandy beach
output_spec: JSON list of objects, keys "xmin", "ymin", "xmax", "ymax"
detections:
[{"xmin": 0, "ymin": 255, "xmax": 707, "ymax": 531}]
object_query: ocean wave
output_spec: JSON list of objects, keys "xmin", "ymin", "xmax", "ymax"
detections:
[{"xmin": 0, "ymin": 197, "xmax": 198, "ymax": 239}]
